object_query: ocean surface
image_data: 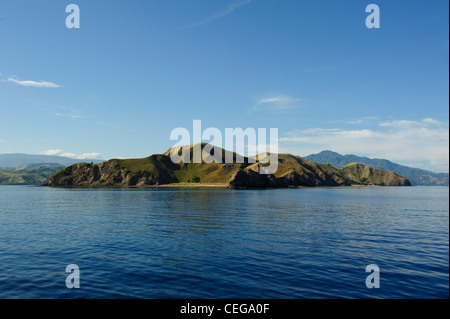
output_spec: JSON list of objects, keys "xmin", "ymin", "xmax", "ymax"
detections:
[{"xmin": 0, "ymin": 185, "xmax": 448, "ymax": 299}]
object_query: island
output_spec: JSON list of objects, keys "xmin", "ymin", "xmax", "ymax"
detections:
[{"xmin": 44, "ymin": 144, "xmax": 411, "ymax": 188}]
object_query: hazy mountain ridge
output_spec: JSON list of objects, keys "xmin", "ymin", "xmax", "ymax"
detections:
[
  {"xmin": 0, "ymin": 163, "xmax": 65, "ymax": 185},
  {"xmin": 45, "ymin": 144, "xmax": 411, "ymax": 188},
  {"xmin": 0, "ymin": 154, "xmax": 102, "ymax": 185},
  {"xmin": 304, "ymin": 150, "xmax": 449, "ymax": 186},
  {"xmin": 0, "ymin": 153, "xmax": 102, "ymax": 169}
]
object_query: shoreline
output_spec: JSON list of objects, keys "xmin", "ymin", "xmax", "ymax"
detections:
[
  {"xmin": 39, "ymin": 184, "xmax": 387, "ymax": 189},
  {"xmin": 5, "ymin": 183, "xmax": 422, "ymax": 189},
  {"xmin": 158, "ymin": 183, "xmax": 230, "ymax": 188},
  {"xmin": 39, "ymin": 183, "xmax": 232, "ymax": 189}
]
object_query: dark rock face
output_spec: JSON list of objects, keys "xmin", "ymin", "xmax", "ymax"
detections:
[
  {"xmin": 44, "ymin": 160, "xmax": 177, "ymax": 187},
  {"xmin": 278, "ymin": 171, "xmax": 322, "ymax": 187},
  {"xmin": 229, "ymin": 170, "xmax": 274, "ymax": 189},
  {"xmin": 229, "ymin": 169, "xmax": 339, "ymax": 189}
]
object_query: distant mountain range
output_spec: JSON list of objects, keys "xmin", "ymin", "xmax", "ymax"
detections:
[
  {"xmin": 304, "ymin": 151, "xmax": 449, "ymax": 186},
  {"xmin": 0, "ymin": 153, "xmax": 102, "ymax": 169},
  {"xmin": 4, "ymin": 149, "xmax": 446, "ymax": 187},
  {"xmin": 45, "ymin": 144, "xmax": 411, "ymax": 188},
  {"xmin": 0, "ymin": 163, "xmax": 65, "ymax": 185},
  {"xmin": 0, "ymin": 154, "xmax": 103, "ymax": 185}
]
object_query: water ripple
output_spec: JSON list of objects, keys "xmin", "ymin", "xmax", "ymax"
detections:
[{"xmin": 0, "ymin": 186, "xmax": 448, "ymax": 298}]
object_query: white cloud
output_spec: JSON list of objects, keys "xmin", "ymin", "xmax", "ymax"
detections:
[
  {"xmin": 379, "ymin": 119, "xmax": 420, "ymax": 127},
  {"xmin": 379, "ymin": 118, "xmax": 442, "ymax": 128},
  {"xmin": 40, "ymin": 150, "xmax": 101, "ymax": 160},
  {"xmin": 5, "ymin": 78, "xmax": 61, "ymax": 88},
  {"xmin": 76, "ymin": 153, "xmax": 101, "ymax": 160},
  {"xmin": 254, "ymin": 95, "xmax": 302, "ymax": 111},
  {"xmin": 61, "ymin": 152, "xmax": 77, "ymax": 158},
  {"xmin": 280, "ymin": 118, "xmax": 449, "ymax": 172},
  {"xmin": 423, "ymin": 118, "xmax": 441, "ymax": 125},
  {"xmin": 187, "ymin": 0, "xmax": 251, "ymax": 28},
  {"xmin": 41, "ymin": 149, "xmax": 64, "ymax": 156}
]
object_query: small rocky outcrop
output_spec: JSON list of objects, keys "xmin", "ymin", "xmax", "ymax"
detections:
[
  {"xmin": 229, "ymin": 169, "xmax": 276, "ymax": 189},
  {"xmin": 341, "ymin": 163, "xmax": 411, "ymax": 186}
]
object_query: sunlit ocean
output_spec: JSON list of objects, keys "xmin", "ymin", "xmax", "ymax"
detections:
[{"xmin": 0, "ymin": 186, "xmax": 448, "ymax": 298}]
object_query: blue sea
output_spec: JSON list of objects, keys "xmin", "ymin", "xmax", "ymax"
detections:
[{"xmin": 0, "ymin": 186, "xmax": 448, "ymax": 299}]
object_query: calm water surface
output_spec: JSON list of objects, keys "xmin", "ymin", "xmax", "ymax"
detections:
[{"xmin": 0, "ymin": 186, "xmax": 448, "ymax": 298}]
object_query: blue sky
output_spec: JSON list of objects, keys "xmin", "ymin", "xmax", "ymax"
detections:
[{"xmin": 0, "ymin": 0, "xmax": 448, "ymax": 172}]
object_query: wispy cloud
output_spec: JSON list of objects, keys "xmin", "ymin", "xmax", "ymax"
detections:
[
  {"xmin": 40, "ymin": 150, "xmax": 102, "ymax": 160},
  {"xmin": 39, "ymin": 105, "xmax": 87, "ymax": 120},
  {"xmin": 280, "ymin": 118, "xmax": 449, "ymax": 172},
  {"xmin": 77, "ymin": 153, "xmax": 101, "ymax": 160},
  {"xmin": 347, "ymin": 116, "xmax": 379, "ymax": 125},
  {"xmin": 422, "ymin": 118, "xmax": 441, "ymax": 125},
  {"xmin": 253, "ymin": 95, "xmax": 302, "ymax": 111},
  {"xmin": 4, "ymin": 77, "xmax": 61, "ymax": 88},
  {"xmin": 60, "ymin": 152, "xmax": 76, "ymax": 158},
  {"xmin": 54, "ymin": 106, "xmax": 87, "ymax": 119},
  {"xmin": 379, "ymin": 118, "xmax": 442, "ymax": 127},
  {"xmin": 187, "ymin": 0, "xmax": 251, "ymax": 28},
  {"xmin": 41, "ymin": 149, "xmax": 64, "ymax": 156}
]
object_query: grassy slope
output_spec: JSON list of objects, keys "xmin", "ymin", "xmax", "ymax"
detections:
[
  {"xmin": 250, "ymin": 153, "xmax": 348, "ymax": 185},
  {"xmin": 115, "ymin": 148, "xmax": 404, "ymax": 186},
  {"xmin": 117, "ymin": 145, "xmax": 243, "ymax": 184}
]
